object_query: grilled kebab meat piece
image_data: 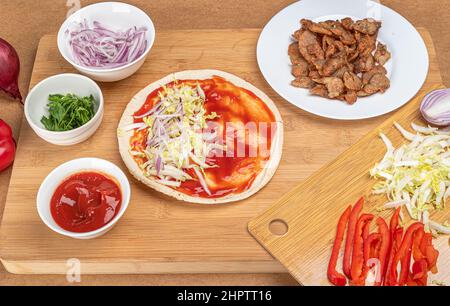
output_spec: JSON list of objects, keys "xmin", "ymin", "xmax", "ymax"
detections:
[
  {"xmin": 301, "ymin": 19, "xmax": 333, "ymax": 36},
  {"xmin": 313, "ymin": 77, "xmax": 345, "ymax": 99},
  {"xmin": 291, "ymin": 58, "xmax": 310, "ymax": 77},
  {"xmin": 362, "ymin": 65, "xmax": 387, "ymax": 85},
  {"xmin": 374, "ymin": 42, "xmax": 391, "ymax": 65},
  {"xmin": 341, "ymin": 17, "xmax": 354, "ymax": 30},
  {"xmin": 288, "ymin": 42, "xmax": 302, "ymax": 64},
  {"xmin": 352, "ymin": 18, "xmax": 382, "ymax": 35},
  {"xmin": 291, "ymin": 76, "xmax": 315, "ymax": 89},
  {"xmin": 297, "ymin": 29, "xmax": 324, "ymax": 64},
  {"xmin": 310, "ymin": 84, "xmax": 329, "ymax": 98},
  {"xmin": 321, "ymin": 51, "xmax": 347, "ymax": 76},
  {"xmin": 343, "ymin": 90, "xmax": 358, "ymax": 104},
  {"xmin": 289, "ymin": 17, "xmax": 390, "ymax": 104},
  {"xmin": 364, "ymin": 73, "xmax": 390, "ymax": 94},
  {"xmin": 343, "ymin": 71, "xmax": 363, "ymax": 91}
]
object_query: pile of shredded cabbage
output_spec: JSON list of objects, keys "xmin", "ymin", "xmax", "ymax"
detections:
[
  {"xmin": 370, "ymin": 122, "xmax": 450, "ymax": 234},
  {"xmin": 126, "ymin": 83, "xmax": 221, "ymax": 195}
]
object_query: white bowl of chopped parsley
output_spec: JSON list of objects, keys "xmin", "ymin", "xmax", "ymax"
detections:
[{"xmin": 24, "ymin": 73, "xmax": 104, "ymax": 146}]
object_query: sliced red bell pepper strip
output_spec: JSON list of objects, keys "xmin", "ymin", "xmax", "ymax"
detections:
[
  {"xmin": 420, "ymin": 232, "xmax": 439, "ymax": 274},
  {"xmin": 408, "ymin": 227, "xmax": 428, "ymax": 286},
  {"xmin": 370, "ymin": 237, "xmax": 382, "ymax": 259},
  {"xmin": 350, "ymin": 213, "xmax": 374, "ymax": 285},
  {"xmin": 416, "ymin": 277, "xmax": 428, "ymax": 286},
  {"xmin": 375, "ymin": 217, "xmax": 390, "ymax": 286},
  {"xmin": 362, "ymin": 219, "xmax": 371, "ymax": 240},
  {"xmin": 384, "ymin": 208, "xmax": 402, "ymax": 286},
  {"xmin": 359, "ymin": 221, "xmax": 376, "ymax": 282},
  {"xmin": 364, "ymin": 233, "xmax": 381, "ymax": 263},
  {"xmin": 393, "ymin": 228, "xmax": 403, "ymax": 243},
  {"xmin": 412, "ymin": 227, "xmax": 425, "ymax": 262},
  {"xmin": 400, "ymin": 246, "xmax": 413, "ymax": 286},
  {"xmin": 327, "ymin": 205, "xmax": 352, "ymax": 286},
  {"xmin": 412, "ymin": 258, "xmax": 428, "ymax": 286},
  {"xmin": 420, "ymin": 232, "xmax": 432, "ymax": 255},
  {"xmin": 384, "ymin": 227, "xmax": 403, "ymax": 286},
  {"xmin": 412, "ymin": 259, "xmax": 428, "ymax": 280},
  {"xmin": 363, "ymin": 232, "xmax": 381, "ymax": 285},
  {"xmin": 390, "ymin": 222, "xmax": 424, "ymax": 286},
  {"xmin": 390, "ymin": 207, "xmax": 401, "ymax": 234},
  {"xmin": 425, "ymin": 246, "xmax": 439, "ymax": 274},
  {"xmin": 343, "ymin": 197, "xmax": 364, "ymax": 278}
]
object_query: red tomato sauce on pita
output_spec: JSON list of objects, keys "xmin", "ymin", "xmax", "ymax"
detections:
[{"xmin": 130, "ymin": 76, "xmax": 277, "ymax": 198}]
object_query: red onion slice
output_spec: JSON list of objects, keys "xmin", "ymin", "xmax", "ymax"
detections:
[
  {"xmin": 67, "ymin": 19, "xmax": 148, "ymax": 69},
  {"xmin": 420, "ymin": 89, "xmax": 450, "ymax": 126},
  {"xmin": 155, "ymin": 155, "xmax": 163, "ymax": 175}
]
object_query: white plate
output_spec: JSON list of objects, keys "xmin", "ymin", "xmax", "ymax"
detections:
[{"xmin": 257, "ymin": 0, "xmax": 429, "ymax": 120}]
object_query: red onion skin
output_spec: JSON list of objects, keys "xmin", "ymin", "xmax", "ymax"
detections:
[{"xmin": 0, "ymin": 38, "xmax": 22, "ymax": 103}]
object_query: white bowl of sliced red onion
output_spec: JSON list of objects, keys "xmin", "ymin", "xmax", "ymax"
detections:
[{"xmin": 57, "ymin": 2, "xmax": 155, "ymax": 82}]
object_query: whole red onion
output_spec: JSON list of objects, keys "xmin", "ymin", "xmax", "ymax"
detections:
[{"xmin": 0, "ymin": 38, "xmax": 22, "ymax": 103}]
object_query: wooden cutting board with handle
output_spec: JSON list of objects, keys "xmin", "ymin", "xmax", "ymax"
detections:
[
  {"xmin": 0, "ymin": 28, "xmax": 445, "ymax": 275},
  {"xmin": 248, "ymin": 32, "xmax": 450, "ymax": 285}
]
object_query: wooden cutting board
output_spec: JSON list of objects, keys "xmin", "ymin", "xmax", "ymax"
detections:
[
  {"xmin": 0, "ymin": 28, "xmax": 443, "ymax": 275},
  {"xmin": 248, "ymin": 34, "xmax": 450, "ymax": 285}
]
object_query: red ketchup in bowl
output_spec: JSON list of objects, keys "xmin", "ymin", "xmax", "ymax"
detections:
[{"xmin": 50, "ymin": 171, "xmax": 122, "ymax": 233}]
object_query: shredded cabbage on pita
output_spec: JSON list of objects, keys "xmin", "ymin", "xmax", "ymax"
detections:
[{"xmin": 125, "ymin": 83, "xmax": 222, "ymax": 195}]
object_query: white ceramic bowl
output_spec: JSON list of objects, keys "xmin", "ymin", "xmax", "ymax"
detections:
[
  {"xmin": 58, "ymin": 2, "xmax": 156, "ymax": 82},
  {"xmin": 37, "ymin": 158, "xmax": 131, "ymax": 239},
  {"xmin": 24, "ymin": 73, "xmax": 104, "ymax": 146}
]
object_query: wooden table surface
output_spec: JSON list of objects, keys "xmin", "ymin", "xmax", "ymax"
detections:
[{"xmin": 0, "ymin": 0, "xmax": 449, "ymax": 286}]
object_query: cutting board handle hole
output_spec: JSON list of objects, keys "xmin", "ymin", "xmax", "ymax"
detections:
[{"xmin": 269, "ymin": 219, "xmax": 289, "ymax": 236}]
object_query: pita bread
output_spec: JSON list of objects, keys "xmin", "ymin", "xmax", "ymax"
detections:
[{"xmin": 117, "ymin": 70, "xmax": 283, "ymax": 204}]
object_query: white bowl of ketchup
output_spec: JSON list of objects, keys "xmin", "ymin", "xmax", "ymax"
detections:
[{"xmin": 37, "ymin": 158, "xmax": 131, "ymax": 239}]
